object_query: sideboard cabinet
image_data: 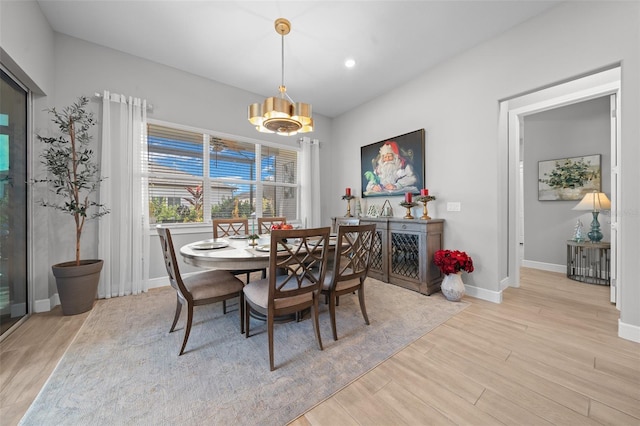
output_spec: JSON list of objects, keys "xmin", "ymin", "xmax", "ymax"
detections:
[{"xmin": 333, "ymin": 217, "xmax": 444, "ymax": 295}]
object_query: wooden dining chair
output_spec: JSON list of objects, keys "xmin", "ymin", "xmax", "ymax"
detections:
[
  {"xmin": 212, "ymin": 218, "xmax": 267, "ymax": 290},
  {"xmin": 213, "ymin": 218, "xmax": 249, "ymax": 238},
  {"xmin": 257, "ymin": 216, "xmax": 287, "ymax": 234},
  {"xmin": 321, "ymin": 223, "xmax": 376, "ymax": 341},
  {"xmin": 243, "ymin": 226, "xmax": 331, "ymax": 371},
  {"xmin": 156, "ymin": 225, "xmax": 245, "ymax": 355}
]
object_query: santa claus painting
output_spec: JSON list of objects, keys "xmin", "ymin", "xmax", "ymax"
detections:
[{"xmin": 362, "ymin": 135, "xmax": 422, "ymax": 197}]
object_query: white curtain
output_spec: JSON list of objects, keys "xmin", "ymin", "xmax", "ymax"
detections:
[
  {"xmin": 299, "ymin": 137, "xmax": 321, "ymax": 228},
  {"xmin": 98, "ymin": 91, "xmax": 150, "ymax": 298}
]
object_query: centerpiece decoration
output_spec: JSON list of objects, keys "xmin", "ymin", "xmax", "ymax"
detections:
[
  {"xmin": 342, "ymin": 187, "xmax": 355, "ymax": 217},
  {"xmin": 433, "ymin": 249, "xmax": 474, "ymax": 301},
  {"xmin": 248, "ymin": 234, "xmax": 260, "ymax": 247},
  {"xmin": 415, "ymin": 188, "xmax": 436, "ymax": 220},
  {"xmin": 248, "ymin": 217, "xmax": 259, "ymax": 246},
  {"xmin": 399, "ymin": 192, "xmax": 417, "ymax": 219}
]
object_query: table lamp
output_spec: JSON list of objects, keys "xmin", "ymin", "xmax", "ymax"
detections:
[{"xmin": 572, "ymin": 191, "xmax": 611, "ymax": 243}]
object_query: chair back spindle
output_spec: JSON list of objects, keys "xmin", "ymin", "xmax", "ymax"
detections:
[{"xmin": 213, "ymin": 218, "xmax": 249, "ymax": 238}]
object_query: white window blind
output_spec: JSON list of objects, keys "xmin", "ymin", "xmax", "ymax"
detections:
[{"xmin": 147, "ymin": 122, "xmax": 298, "ymax": 224}]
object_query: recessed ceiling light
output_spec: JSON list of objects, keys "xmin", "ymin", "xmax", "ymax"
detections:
[{"xmin": 345, "ymin": 59, "xmax": 356, "ymax": 68}]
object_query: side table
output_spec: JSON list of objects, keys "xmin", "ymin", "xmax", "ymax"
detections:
[{"xmin": 566, "ymin": 240, "xmax": 610, "ymax": 285}]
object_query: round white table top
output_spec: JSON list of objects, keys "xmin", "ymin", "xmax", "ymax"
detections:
[
  {"xmin": 180, "ymin": 234, "xmax": 340, "ymax": 271},
  {"xmin": 180, "ymin": 237, "xmax": 274, "ymax": 270}
]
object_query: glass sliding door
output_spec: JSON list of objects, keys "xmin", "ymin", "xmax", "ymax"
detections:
[{"xmin": 0, "ymin": 68, "xmax": 29, "ymax": 337}]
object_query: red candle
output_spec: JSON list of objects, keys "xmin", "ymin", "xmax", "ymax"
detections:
[
  {"xmin": 420, "ymin": 188, "xmax": 429, "ymax": 196},
  {"xmin": 345, "ymin": 187, "xmax": 351, "ymax": 196},
  {"xmin": 405, "ymin": 192, "xmax": 412, "ymax": 203}
]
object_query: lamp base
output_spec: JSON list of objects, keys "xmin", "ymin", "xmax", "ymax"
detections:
[{"xmin": 588, "ymin": 211, "xmax": 603, "ymax": 243}]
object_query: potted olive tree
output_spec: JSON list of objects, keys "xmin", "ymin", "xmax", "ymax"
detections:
[{"xmin": 36, "ymin": 96, "xmax": 109, "ymax": 315}]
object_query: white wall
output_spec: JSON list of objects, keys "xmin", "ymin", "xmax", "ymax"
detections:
[
  {"xmin": 51, "ymin": 34, "xmax": 332, "ymax": 147},
  {"xmin": 329, "ymin": 2, "xmax": 639, "ymax": 333},
  {"xmin": 523, "ymin": 96, "xmax": 611, "ymax": 266},
  {"xmin": 0, "ymin": 1, "xmax": 54, "ymax": 96}
]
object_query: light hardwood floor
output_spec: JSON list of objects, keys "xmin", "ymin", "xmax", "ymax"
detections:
[
  {"xmin": 291, "ymin": 268, "xmax": 639, "ymax": 425},
  {"xmin": 0, "ymin": 306, "xmax": 90, "ymax": 425},
  {"xmin": 1, "ymin": 268, "xmax": 638, "ymax": 425}
]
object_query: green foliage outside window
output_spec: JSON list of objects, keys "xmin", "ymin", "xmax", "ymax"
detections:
[
  {"xmin": 211, "ymin": 196, "xmax": 253, "ymax": 218},
  {"xmin": 150, "ymin": 195, "xmax": 277, "ymax": 223},
  {"xmin": 184, "ymin": 185, "xmax": 203, "ymax": 221},
  {"xmin": 149, "ymin": 198, "xmax": 184, "ymax": 223}
]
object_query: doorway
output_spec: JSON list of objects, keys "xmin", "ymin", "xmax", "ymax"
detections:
[
  {"xmin": 500, "ymin": 66, "xmax": 621, "ymax": 307},
  {"xmin": 0, "ymin": 67, "xmax": 29, "ymax": 337}
]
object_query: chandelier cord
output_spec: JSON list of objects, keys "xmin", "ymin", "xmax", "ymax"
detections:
[
  {"xmin": 279, "ymin": 30, "xmax": 294, "ymax": 103},
  {"xmin": 280, "ymin": 33, "xmax": 285, "ymax": 95}
]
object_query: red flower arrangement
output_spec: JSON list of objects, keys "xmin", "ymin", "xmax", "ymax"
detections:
[{"xmin": 433, "ymin": 249, "xmax": 474, "ymax": 275}]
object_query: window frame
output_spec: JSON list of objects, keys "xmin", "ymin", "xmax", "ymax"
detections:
[{"xmin": 146, "ymin": 119, "xmax": 300, "ymax": 226}]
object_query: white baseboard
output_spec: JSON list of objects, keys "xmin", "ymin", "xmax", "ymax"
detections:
[
  {"xmin": 499, "ymin": 277, "xmax": 511, "ymax": 290},
  {"xmin": 148, "ymin": 276, "xmax": 170, "ymax": 289},
  {"xmin": 464, "ymin": 284, "xmax": 502, "ymax": 304},
  {"xmin": 33, "ymin": 299, "xmax": 50, "ymax": 313},
  {"xmin": 34, "ymin": 294, "xmax": 59, "ymax": 313},
  {"xmin": 522, "ymin": 260, "xmax": 565, "ymax": 274},
  {"xmin": 618, "ymin": 318, "xmax": 640, "ymax": 343}
]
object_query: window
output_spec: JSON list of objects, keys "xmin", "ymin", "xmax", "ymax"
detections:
[
  {"xmin": 147, "ymin": 123, "xmax": 298, "ymax": 224},
  {"xmin": 261, "ymin": 145, "xmax": 298, "ymax": 220}
]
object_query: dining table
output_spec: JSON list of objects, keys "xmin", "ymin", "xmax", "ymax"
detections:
[
  {"xmin": 180, "ymin": 233, "xmax": 340, "ymax": 272},
  {"xmin": 180, "ymin": 235, "xmax": 274, "ymax": 272}
]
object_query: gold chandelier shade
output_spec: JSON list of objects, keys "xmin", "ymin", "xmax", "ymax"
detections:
[{"xmin": 247, "ymin": 18, "xmax": 313, "ymax": 136}]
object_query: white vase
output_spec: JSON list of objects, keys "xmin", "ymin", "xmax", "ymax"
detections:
[{"xmin": 441, "ymin": 272, "xmax": 465, "ymax": 302}]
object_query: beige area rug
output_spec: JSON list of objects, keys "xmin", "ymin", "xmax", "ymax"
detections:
[{"xmin": 21, "ymin": 278, "xmax": 468, "ymax": 425}]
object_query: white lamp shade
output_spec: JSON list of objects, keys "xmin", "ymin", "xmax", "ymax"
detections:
[{"xmin": 572, "ymin": 192, "xmax": 611, "ymax": 211}]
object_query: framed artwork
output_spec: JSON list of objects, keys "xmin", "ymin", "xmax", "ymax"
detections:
[
  {"xmin": 361, "ymin": 129, "xmax": 425, "ymax": 197},
  {"xmin": 538, "ymin": 154, "xmax": 601, "ymax": 201}
]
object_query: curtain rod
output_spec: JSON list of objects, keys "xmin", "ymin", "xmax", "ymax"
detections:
[{"xmin": 93, "ymin": 92, "xmax": 153, "ymax": 111}]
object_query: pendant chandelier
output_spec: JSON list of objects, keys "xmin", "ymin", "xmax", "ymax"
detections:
[{"xmin": 248, "ymin": 18, "xmax": 313, "ymax": 136}]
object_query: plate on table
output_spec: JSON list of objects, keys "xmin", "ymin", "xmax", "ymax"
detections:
[
  {"xmin": 228, "ymin": 235, "xmax": 249, "ymax": 240},
  {"xmin": 319, "ymin": 237, "xmax": 337, "ymax": 246},
  {"xmin": 191, "ymin": 241, "xmax": 229, "ymax": 250},
  {"xmin": 255, "ymin": 244, "xmax": 293, "ymax": 252}
]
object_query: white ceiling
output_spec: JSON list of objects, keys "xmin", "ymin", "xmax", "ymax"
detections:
[{"xmin": 37, "ymin": 0, "xmax": 560, "ymax": 118}]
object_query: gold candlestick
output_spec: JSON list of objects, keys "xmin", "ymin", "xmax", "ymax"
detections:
[
  {"xmin": 420, "ymin": 201, "xmax": 430, "ymax": 220},
  {"xmin": 416, "ymin": 195, "xmax": 436, "ymax": 220},
  {"xmin": 399, "ymin": 201, "xmax": 417, "ymax": 219},
  {"xmin": 342, "ymin": 194, "xmax": 355, "ymax": 217}
]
